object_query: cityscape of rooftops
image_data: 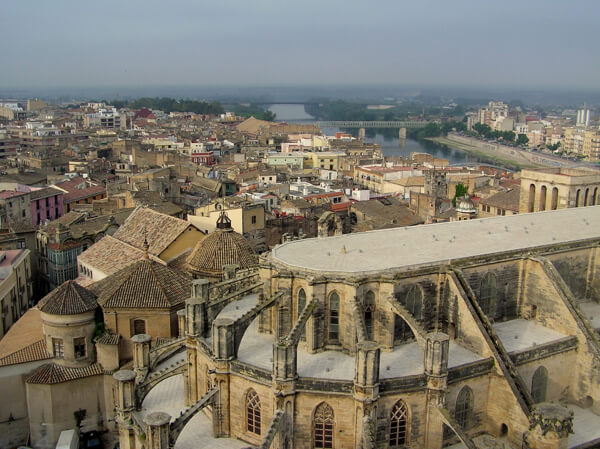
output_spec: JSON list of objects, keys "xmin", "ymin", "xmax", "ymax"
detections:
[{"xmin": 1, "ymin": 1, "xmax": 600, "ymax": 449}]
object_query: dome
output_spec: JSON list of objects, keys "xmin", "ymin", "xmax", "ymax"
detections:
[
  {"xmin": 185, "ymin": 212, "xmax": 257, "ymax": 279},
  {"xmin": 456, "ymin": 195, "xmax": 477, "ymax": 214}
]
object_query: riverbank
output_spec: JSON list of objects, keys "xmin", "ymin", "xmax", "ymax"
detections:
[
  {"xmin": 426, "ymin": 134, "xmax": 582, "ymax": 170},
  {"xmin": 427, "ymin": 136, "xmax": 532, "ymax": 170}
]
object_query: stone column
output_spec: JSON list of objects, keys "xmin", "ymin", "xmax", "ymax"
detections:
[
  {"xmin": 210, "ymin": 317, "xmax": 235, "ymax": 437},
  {"xmin": 524, "ymin": 404, "xmax": 573, "ymax": 449},
  {"xmin": 144, "ymin": 412, "xmax": 171, "ymax": 449},
  {"xmin": 273, "ymin": 341, "xmax": 297, "ymax": 382},
  {"xmin": 399, "ymin": 127, "xmax": 407, "ymax": 139},
  {"xmin": 113, "ymin": 370, "xmax": 137, "ymax": 422},
  {"xmin": 212, "ymin": 318, "xmax": 235, "ymax": 361},
  {"xmin": 177, "ymin": 309, "xmax": 186, "ymax": 338},
  {"xmin": 131, "ymin": 334, "xmax": 151, "ymax": 374},
  {"xmin": 424, "ymin": 332, "xmax": 449, "ymax": 449},
  {"xmin": 113, "ymin": 370, "xmax": 137, "ymax": 449},
  {"xmin": 358, "ymin": 128, "xmax": 366, "ymax": 139},
  {"xmin": 186, "ymin": 279, "xmax": 210, "ymax": 338},
  {"xmin": 354, "ymin": 341, "xmax": 380, "ymax": 448}
]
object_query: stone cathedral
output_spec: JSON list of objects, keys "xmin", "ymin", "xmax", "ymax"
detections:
[{"xmin": 110, "ymin": 206, "xmax": 600, "ymax": 449}]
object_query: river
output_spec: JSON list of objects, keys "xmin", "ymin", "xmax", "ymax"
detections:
[{"xmin": 268, "ymin": 104, "xmax": 472, "ymax": 165}]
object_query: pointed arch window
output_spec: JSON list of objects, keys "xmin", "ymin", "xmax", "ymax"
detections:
[
  {"xmin": 479, "ymin": 273, "xmax": 497, "ymax": 316},
  {"xmin": 313, "ymin": 402, "xmax": 334, "ymax": 448},
  {"xmin": 405, "ymin": 285, "xmax": 423, "ymax": 319},
  {"xmin": 328, "ymin": 292, "xmax": 340, "ymax": 343},
  {"xmin": 298, "ymin": 288, "xmax": 307, "ymax": 340},
  {"xmin": 246, "ymin": 389, "xmax": 261, "ymax": 435},
  {"xmin": 531, "ymin": 366, "xmax": 548, "ymax": 404},
  {"xmin": 455, "ymin": 386, "xmax": 474, "ymax": 430},
  {"xmin": 363, "ymin": 291, "xmax": 376, "ymax": 340},
  {"xmin": 389, "ymin": 400, "xmax": 409, "ymax": 447}
]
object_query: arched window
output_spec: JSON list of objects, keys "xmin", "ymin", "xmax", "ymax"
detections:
[
  {"xmin": 389, "ymin": 400, "xmax": 409, "ymax": 447},
  {"xmin": 246, "ymin": 389, "xmax": 261, "ymax": 435},
  {"xmin": 132, "ymin": 319, "xmax": 146, "ymax": 336},
  {"xmin": 405, "ymin": 285, "xmax": 423, "ymax": 319},
  {"xmin": 551, "ymin": 187, "xmax": 559, "ymax": 210},
  {"xmin": 528, "ymin": 184, "xmax": 535, "ymax": 212},
  {"xmin": 328, "ymin": 292, "xmax": 340, "ymax": 343},
  {"xmin": 363, "ymin": 291, "xmax": 376, "ymax": 341},
  {"xmin": 576, "ymin": 189, "xmax": 582, "ymax": 207},
  {"xmin": 298, "ymin": 288, "xmax": 307, "ymax": 340},
  {"xmin": 298, "ymin": 288, "xmax": 307, "ymax": 318},
  {"xmin": 479, "ymin": 273, "xmax": 497, "ymax": 316},
  {"xmin": 393, "ymin": 285, "xmax": 423, "ymax": 344},
  {"xmin": 539, "ymin": 185, "xmax": 547, "ymax": 211},
  {"xmin": 585, "ymin": 188, "xmax": 590, "ymax": 206},
  {"xmin": 313, "ymin": 402, "xmax": 334, "ymax": 448},
  {"xmin": 594, "ymin": 187, "xmax": 599, "ymax": 206},
  {"xmin": 455, "ymin": 386, "xmax": 474, "ymax": 430},
  {"xmin": 531, "ymin": 366, "xmax": 548, "ymax": 404}
]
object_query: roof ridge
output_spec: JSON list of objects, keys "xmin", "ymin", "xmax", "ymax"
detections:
[{"xmin": 147, "ymin": 260, "xmax": 171, "ymax": 305}]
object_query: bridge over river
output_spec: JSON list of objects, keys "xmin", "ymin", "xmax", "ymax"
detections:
[{"xmin": 315, "ymin": 120, "xmax": 432, "ymax": 139}]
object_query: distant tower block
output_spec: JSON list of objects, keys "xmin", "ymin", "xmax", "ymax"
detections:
[
  {"xmin": 358, "ymin": 127, "xmax": 365, "ymax": 139},
  {"xmin": 399, "ymin": 127, "xmax": 407, "ymax": 139}
]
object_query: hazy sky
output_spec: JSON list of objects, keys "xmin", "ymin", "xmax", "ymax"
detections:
[{"xmin": 2, "ymin": 0, "xmax": 599, "ymax": 89}]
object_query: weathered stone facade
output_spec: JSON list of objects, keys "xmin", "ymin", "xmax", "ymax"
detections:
[{"xmin": 114, "ymin": 207, "xmax": 600, "ymax": 449}]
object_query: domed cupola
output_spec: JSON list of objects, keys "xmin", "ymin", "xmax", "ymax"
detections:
[{"xmin": 185, "ymin": 210, "xmax": 258, "ymax": 280}]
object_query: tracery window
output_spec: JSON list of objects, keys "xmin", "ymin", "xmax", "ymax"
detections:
[
  {"xmin": 479, "ymin": 273, "xmax": 497, "ymax": 316},
  {"xmin": 328, "ymin": 292, "xmax": 340, "ymax": 343},
  {"xmin": 405, "ymin": 285, "xmax": 423, "ymax": 319},
  {"xmin": 246, "ymin": 389, "xmax": 261, "ymax": 435},
  {"xmin": 531, "ymin": 366, "xmax": 548, "ymax": 404},
  {"xmin": 389, "ymin": 400, "xmax": 409, "ymax": 447},
  {"xmin": 298, "ymin": 288, "xmax": 306, "ymax": 340},
  {"xmin": 394, "ymin": 285, "xmax": 423, "ymax": 343},
  {"xmin": 313, "ymin": 402, "xmax": 334, "ymax": 448},
  {"xmin": 455, "ymin": 386, "xmax": 474, "ymax": 430},
  {"xmin": 363, "ymin": 291, "xmax": 376, "ymax": 340}
]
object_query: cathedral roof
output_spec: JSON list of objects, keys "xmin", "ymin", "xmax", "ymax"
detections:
[
  {"xmin": 37, "ymin": 281, "xmax": 97, "ymax": 316},
  {"xmin": 270, "ymin": 206, "xmax": 600, "ymax": 274},
  {"xmin": 185, "ymin": 214, "xmax": 257, "ymax": 279},
  {"xmin": 90, "ymin": 259, "xmax": 190, "ymax": 309}
]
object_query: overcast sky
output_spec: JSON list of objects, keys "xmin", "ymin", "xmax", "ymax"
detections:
[{"xmin": 2, "ymin": 0, "xmax": 598, "ymax": 90}]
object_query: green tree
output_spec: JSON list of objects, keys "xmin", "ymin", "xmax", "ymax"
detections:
[
  {"xmin": 453, "ymin": 183, "xmax": 468, "ymax": 207},
  {"xmin": 516, "ymin": 134, "xmax": 529, "ymax": 147}
]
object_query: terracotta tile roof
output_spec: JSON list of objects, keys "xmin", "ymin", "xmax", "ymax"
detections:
[
  {"xmin": 30, "ymin": 187, "xmax": 63, "ymax": 201},
  {"xmin": 0, "ymin": 340, "xmax": 51, "ymax": 367},
  {"xmin": 37, "ymin": 280, "xmax": 97, "ymax": 315},
  {"xmin": 54, "ymin": 177, "xmax": 106, "ymax": 204},
  {"xmin": 113, "ymin": 207, "xmax": 193, "ymax": 256},
  {"xmin": 78, "ymin": 235, "xmax": 147, "ymax": 278},
  {"xmin": 90, "ymin": 259, "xmax": 191, "ymax": 309},
  {"xmin": 95, "ymin": 333, "xmax": 120, "ymax": 345},
  {"xmin": 0, "ymin": 308, "xmax": 45, "ymax": 361},
  {"xmin": 480, "ymin": 186, "xmax": 521, "ymax": 212},
  {"xmin": 186, "ymin": 228, "xmax": 257, "ymax": 279},
  {"xmin": 25, "ymin": 363, "xmax": 104, "ymax": 384}
]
